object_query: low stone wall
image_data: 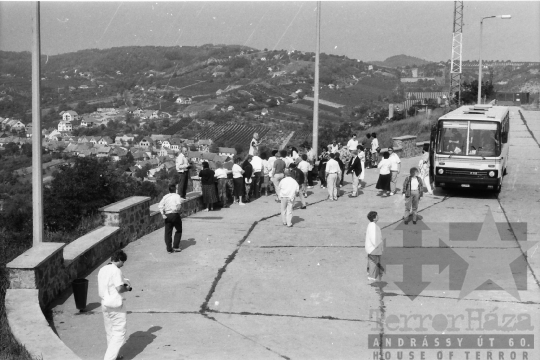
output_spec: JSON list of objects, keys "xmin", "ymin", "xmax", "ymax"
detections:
[
  {"xmin": 6, "ymin": 192, "xmax": 204, "ymax": 360},
  {"xmin": 392, "ymin": 135, "xmax": 421, "ymax": 158}
]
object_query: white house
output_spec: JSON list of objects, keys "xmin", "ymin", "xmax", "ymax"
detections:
[
  {"xmin": 58, "ymin": 121, "xmax": 72, "ymax": 132},
  {"xmin": 175, "ymin": 96, "xmax": 192, "ymax": 105},
  {"xmin": 60, "ymin": 110, "xmax": 78, "ymax": 122},
  {"xmin": 218, "ymin": 147, "xmax": 237, "ymax": 158}
]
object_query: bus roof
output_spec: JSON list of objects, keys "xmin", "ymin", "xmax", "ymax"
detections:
[{"xmin": 439, "ymin": 105, "xmax": 509, "ymax": 122}]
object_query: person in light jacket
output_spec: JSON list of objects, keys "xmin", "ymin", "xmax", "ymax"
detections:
[
  {"xmin": 402, "ymin": 167, "xmax": 425, "ymax": 225},
  {"xmin": 365, "ymin": 211, "xmax": 384, "ymax": 282}
]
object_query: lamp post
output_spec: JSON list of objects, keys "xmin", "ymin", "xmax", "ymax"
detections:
[{"xmin": 478, "ymin": 15, "xmax": 511, "ymax": 104}]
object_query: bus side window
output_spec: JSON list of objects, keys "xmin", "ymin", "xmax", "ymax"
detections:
[{"xmin": 502, "ymin": 118, "xmax": 508, "ymax": 143}]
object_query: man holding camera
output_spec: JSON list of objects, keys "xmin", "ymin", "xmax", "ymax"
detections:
[{"xmin": 98, "ymin": 250, "xmax": 132, "ymax": 360}]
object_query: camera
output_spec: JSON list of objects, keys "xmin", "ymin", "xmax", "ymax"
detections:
[{"xmin": 123, "ymin": 284, "xmax": 132, "ymax": 291}]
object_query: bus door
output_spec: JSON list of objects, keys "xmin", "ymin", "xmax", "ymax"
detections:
[{"xmin": 429, "ymin": 123, "xmax": 437, "ymax": 184}]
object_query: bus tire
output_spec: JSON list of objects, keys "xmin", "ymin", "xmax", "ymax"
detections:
[{"xmin": 503, "ymin": 167, "xmax": 507, "ymax": 176}]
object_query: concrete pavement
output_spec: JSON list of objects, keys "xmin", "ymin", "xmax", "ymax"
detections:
[{"xmin": 52, "ymin": 107, "xmax": 540, "ymax": 359}]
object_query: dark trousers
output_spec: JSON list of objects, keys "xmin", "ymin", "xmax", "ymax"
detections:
[
  {"xmin": 319, "ymin": 166, "xmax": 327, "ymax": 187},
  {"xmin": 177, "ymin": 172, "xmax": 188, "ymax": 198},
  {"xmin": 307, "ymin": 170, "xmax": 314, "ymax": 186},
  {"xmin": 252, "ymin": 172, "xmax": 262, "ymax": 198},
  {"xmin": 164, "ymin": 213, "xmax": 182, "ymax": 251},
  {"xmin": 340, "ymin": 170, "xmax": 345, "ymax": 186}
]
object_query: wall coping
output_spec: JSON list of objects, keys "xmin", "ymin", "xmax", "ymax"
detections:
[
  {"xmin": 63, "ymin": 226, "xmax": 120, "ymax": 264},
  {"xmin": 392, "ymin": 135, "xmax": 418, "ymax": 141},
  {"xmin": 416, "ymin": 141, "xmax": 429, "ymax": 146},
  {"xmin": 99, "ymin": 196, "xmax": 150, "ymax": 213},
  {"xmin": 149, "ymin": 191, "xmax": 203, "ymax": 215},
  {"xmin": 6, "ymin": 243, "xmax": 65, "ymax": 269},
  {"xmin": 6, "ymin": 289, "xmax": 82, "ymax": 360}
]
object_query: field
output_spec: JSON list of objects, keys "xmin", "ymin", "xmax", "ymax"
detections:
[
  {"xmin": 197, "ymin": 124, "xmax": 271, "ymax": 145},
  {"xmin": 319, "ymin": 77, "xmax": 399, "ymax": 106},
  {"xmin": 280, "ymin": 103, "xmax": 344, "ymax": 124}
]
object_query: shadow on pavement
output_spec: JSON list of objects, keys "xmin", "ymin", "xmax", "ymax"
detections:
[
  {"xmin": 180, "ymin": 238, "xmax": 196, "ymax": 250},
  {"xmin": 292, "ymin": 216, "xmax": 304, "ymax": 225},
  {"xmin": 123, "ymin": 326, "xmax": 162, "ymax": 360}
]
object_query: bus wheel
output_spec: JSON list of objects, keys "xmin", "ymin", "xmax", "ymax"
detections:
[{"xmin": 503, "ymin": 167, "xmax": 507, "ymax": 176}]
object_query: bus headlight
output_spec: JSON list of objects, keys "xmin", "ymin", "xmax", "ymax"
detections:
[
  {"xmin": 438, "ymin": 168, "xmax": 444, "ymax": 175},
  {"xmin": 488, "ymin": 171, "xmax": 495, "ymax": 177}
]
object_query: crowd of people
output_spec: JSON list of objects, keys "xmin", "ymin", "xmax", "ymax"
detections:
[{"xmin": 99, "ymin": 132, "xmax": 436, "ymax": 360}]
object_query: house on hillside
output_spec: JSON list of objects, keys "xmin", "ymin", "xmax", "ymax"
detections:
[
  {"xmin": 88, "ymin": 136, "xmax": 99, "ymax": 145},
  {"xmin": 261, "ymin": 108, "xmax": 269, "ymax": 116},
  {"xmin": 98, "ymin": 136, "xmax": 113, "ymax": 145},
  {"xmin": 139, "ymin": 137, "xmax": 154, "ymax": 148},
  {"xmin": 175, "ymin": 96, "xmax": 192, "ymax": 105},
  {"xmin": 115, "ymin": 134, "xmax": 135, "ymax": 145},
  {"xmin": 58, "ymin": 121, "xmax": 72, "ymax": 132},
  {"xmin": 9, "ymin": 120, "xmax": 26, "ymax": 132},
  {"xmin": 95, "ymin": 145, "xmax": 112, "ymax": 158},
  {"xmin": 60, "ymin": 110, "xmax": 78, "ymax": 122},
  {"xmin": 80, "ymin": 117, "xmax": 99, "ymax": 127},
  {"xmin": 78, "ymin": 136, "xmax": 89, "ymax": 143},
  {"xmin": 169, "ymin": 138, "xmax": 182, "ymax": 152},
  {"xmin": 218, "ymin": 147, "xmax": 237, "ymax": 158}
]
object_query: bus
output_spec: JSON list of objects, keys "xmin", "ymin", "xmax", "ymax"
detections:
[{"xmin": 429, "ymin": 104, "xmax": 510, "ymax": 192}]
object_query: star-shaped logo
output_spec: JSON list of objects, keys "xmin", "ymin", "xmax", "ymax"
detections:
[{"xmin": 450, "ymin": 208, "xmax": 536, "ymax": 300}]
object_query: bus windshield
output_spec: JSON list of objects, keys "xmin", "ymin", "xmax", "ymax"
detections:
[{"xmin": 437, "ymin": 120, "xmax": 501, "ymax": 157}]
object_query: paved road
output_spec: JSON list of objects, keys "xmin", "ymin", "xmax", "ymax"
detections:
[{"xmin": 52, "ymin": 107, "xmax": 540, "ymax": 360}]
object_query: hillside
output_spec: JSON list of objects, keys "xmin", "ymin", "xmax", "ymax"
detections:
[{"xmin": 371, "ymin": 54, "xmax": 432, "ymax": 68}]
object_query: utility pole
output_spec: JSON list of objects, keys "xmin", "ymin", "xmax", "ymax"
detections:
[
  {"xmin": 449, "ymin": 1, "xmax": 464, "ymax": 106},
  {"xmin": 312, "ymin": 1, "xmax": 320, "ymax": 157},
  {"xmin": 31, "ymin": 2, "xmax": 43, "ymax": 246}
]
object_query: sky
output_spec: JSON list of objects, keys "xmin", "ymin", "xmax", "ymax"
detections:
[{"xmin": 0, "ymin": 1, "xmax": 538, "ymax": 62}]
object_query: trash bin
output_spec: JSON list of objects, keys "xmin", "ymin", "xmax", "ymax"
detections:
[{"xmin": 72, "ymin": 278, "xmax": 89, "ymax": 312}]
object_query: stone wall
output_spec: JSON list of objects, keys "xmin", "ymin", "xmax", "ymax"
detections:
[
  {"xmin": 6, "ymin": 192, "xmax": 205, "ymax": 359},
  {"xmin": 392, "ymin": 135, "xmax": 422, "ymax": 158}
]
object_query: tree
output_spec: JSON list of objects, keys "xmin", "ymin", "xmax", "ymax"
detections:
[
  {"xmin": 5, "ymin": 142, "xmax": 19, "ymax": 156},
  {"xmin": 460, "ymin": 80, "xmax": 495, "ymax": 105}
]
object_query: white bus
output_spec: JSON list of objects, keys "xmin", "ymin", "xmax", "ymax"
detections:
[{"xmin": 429, "ymin": 104, "xmax": 510, "ymax": 191}]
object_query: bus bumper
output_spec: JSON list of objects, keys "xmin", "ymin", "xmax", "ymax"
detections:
[{"xmin": 435, "ymin": 176, "xmax": 500, "ymax": 189}]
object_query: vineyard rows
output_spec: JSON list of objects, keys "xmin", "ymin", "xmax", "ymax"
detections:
[{"xmin": 197, "ymin": 124, "xmax": 271, "ymax": 145}]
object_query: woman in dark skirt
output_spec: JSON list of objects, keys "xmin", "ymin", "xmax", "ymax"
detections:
[
  {"xmin": 376, "ymin": 151, "xmax": 392, "ymax": 197},
  {"xmin": 199, "ymin": 161, "xmax": 218, "ymax": 211},
  {"xmin": 232, "ymin": 157, "xmax": 246, "ymax": 205}
]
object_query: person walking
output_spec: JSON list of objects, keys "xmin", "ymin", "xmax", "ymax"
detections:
[
  {"xmin": 279, "ymin": 169, "xmax": 299, "ymax": 227},
  {"xmin": 297, "ymin": 154, "xmax": 310, "ymax": 197},
  {"xmin": 267, "ymin": 150, "xmax": 278, "ymax": 194},
  {"xmin": 402, "ymin": 167, "xmax": 425, "ymax": 224},
  {"xmin": 158, "ymin": 184, "xmax": 184, "ymax": 253},
  {"xmin": 289, "ymin": 163, "xmax": 307, "ymax": 209},
  {"xmin": 260, "ymin": 152, "xmax": 271, "ymax": 196},
  {"xmin": 375, "ymin": 151, "xmax": 392, "ymax": 197},
  {"xmin": 364, "ymin": 133, "xmax": 372, "ymax": 168},
  {"xmin": 98, "ymin": 250, "xmax": 132, "ymax": 360},
  {"xmin": 232, "ymin": 157, "xmax": 246, "ymax": 206},
  {"xmin": 357, "ymin": 145, "xmax": 366, "ymax": 186},
  {"xmin": 365, "ymin": 211, "xmax": 384, "ymax": 282},
  {"xmin": 335, "ymin": 152, "xmax": 345, "ymax": 188},
  {"xmin": 371, "ymin": 133, "xmax": 379, "ymax": 168},
  {"xmin": 175, "ymin": 148, "xmax": 190, "ymax": 199},
  {"xmin": 214, "ymin": 162, "xmax": 230, "ymax": 207},
  {"xmin": 242, "ymin": 155, "xmax": 254, "ymax": 203},
  {"xmin": 388, "ymin": 147, "xmax": 401, "ymax": 196},
  {"xmin": 251, "ymin": 153, "xmax": 263, "ymax": 199},
  {"xmin": 318, "ymin": 146, "xmax": 329, "ymax": 188},
  {"xmin": 347, "ymin": 133, "xmax": 359, "ymax": 152},
  {"xmin": 272, "ymin": 150, "xmax": 287, "ymax": 202},
  {"xmin": 418, "ymin": 150, "xmax": 433, "ymax": 195},
  {"xmin": 249, "ymin": 132, "xmax": 261, "ymax": 156},
  {"xmin": 325, "ymin": 152, "xmax": 341, "ymax": 201},
  {"xmin": 347, "ymin": 150, "xmax": 362, "ymax": 197},
  {"xmin": 199, "ymin": 161, "xmax": 218, "ymax": 211}
]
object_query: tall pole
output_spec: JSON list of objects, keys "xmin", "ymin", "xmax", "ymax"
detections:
[
  {"xmin": 312, "ymin": 1, "xmax": 320, "ymax": 157},
  {"xmin": 477, "ymin": 18, "xmax": 485, "ymax": 105},
  {"xmin": 32, "ymin": 2, "xmax": 43, "ymax": 246}
]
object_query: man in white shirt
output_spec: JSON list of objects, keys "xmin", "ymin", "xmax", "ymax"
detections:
[
  {"xmin": 325, "ymin": 153, "xmax": 342, "ymax": 201},
  {"xmin": 297, "ymin": 154, "xmax": 310, "ymax": 196},
  {"xmin": 279, "ymin": 169, "xmax": 299, "ymax": 227},
  {"xmin": 98, "ymin": 250, "xmax": 132, "ymax": 360},
  {"xmin": 251, "ymin": 154, "xmax": 263, "ymax": 198},
  {"xmin": 388, "ymin": 147, "xmax": 401, "ymax": 195},
  {"xmin": 249, "ymin": 133, "xmax": 261, "ymax": 155},
  {"xmin": 158, "ymin": 184, "xmax": 183, "ymax": 253},
  {"xmin": 175, "ymin": 147, "xmax": 189, "ymax": 199},
  {"xmin": 347, "ymin": 134, "xmax": 359, "ymax": 152},
  {"xmin": 329, "ymin": 140, "xmax": 339, "ymax": 154},
  {"xmin": 214, "ymin": 162, "xmax": 230, "ymax": 206},
  {"xmin": 365, "ymin": 211, "xmax": 383, "ymax": 282}
]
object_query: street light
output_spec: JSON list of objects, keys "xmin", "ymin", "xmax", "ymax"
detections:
[{"xmin": 478, "ymin": 15, "xmax": 511, "ymax": 104}]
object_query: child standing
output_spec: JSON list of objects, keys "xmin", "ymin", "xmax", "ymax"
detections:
[{"xmin": 365, "ymin": 211, "xmax": 384, "ymax": 282}]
